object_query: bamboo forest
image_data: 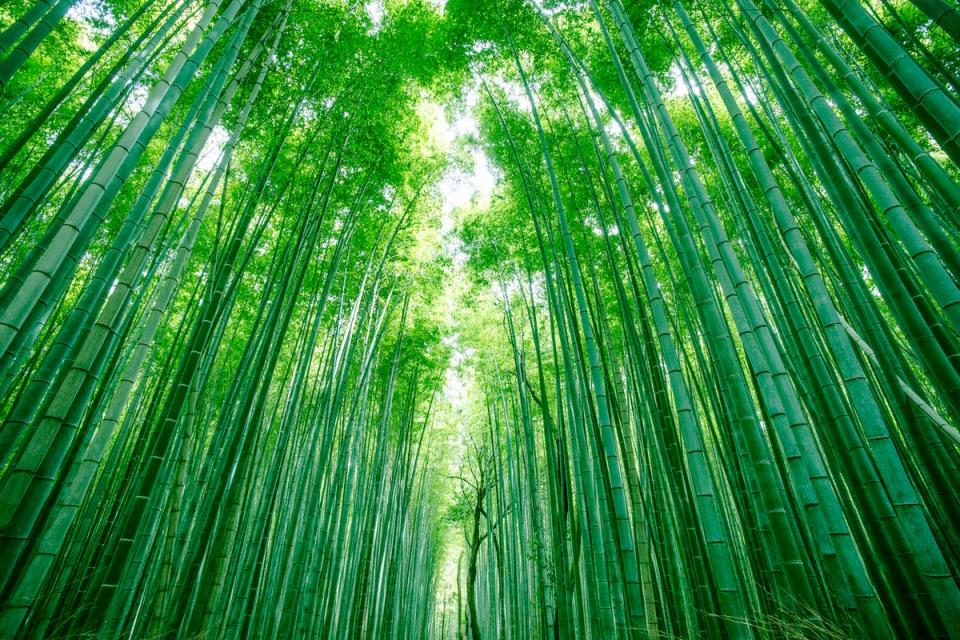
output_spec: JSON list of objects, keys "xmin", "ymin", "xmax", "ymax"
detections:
[{"xmin": 3, "ymin": 0, "xmax": 960, "ymax": 638}]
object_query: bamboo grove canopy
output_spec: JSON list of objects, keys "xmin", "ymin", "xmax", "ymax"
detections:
[{"xmin": 0, "ymin": 0, "xmax": 958, "ymax": 637}]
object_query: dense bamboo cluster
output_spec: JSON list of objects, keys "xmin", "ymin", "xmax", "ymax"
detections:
[
  {"xmin": 0, "ymin": 2, "xmax": 448, "ymax": 638},
  {"xmin": 454, "ymin": 0, "xmax": 960, "ymax": 638},
  {"xmin": 0, "ymin": 0, "xmax": 958, "ymax": 639}
]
